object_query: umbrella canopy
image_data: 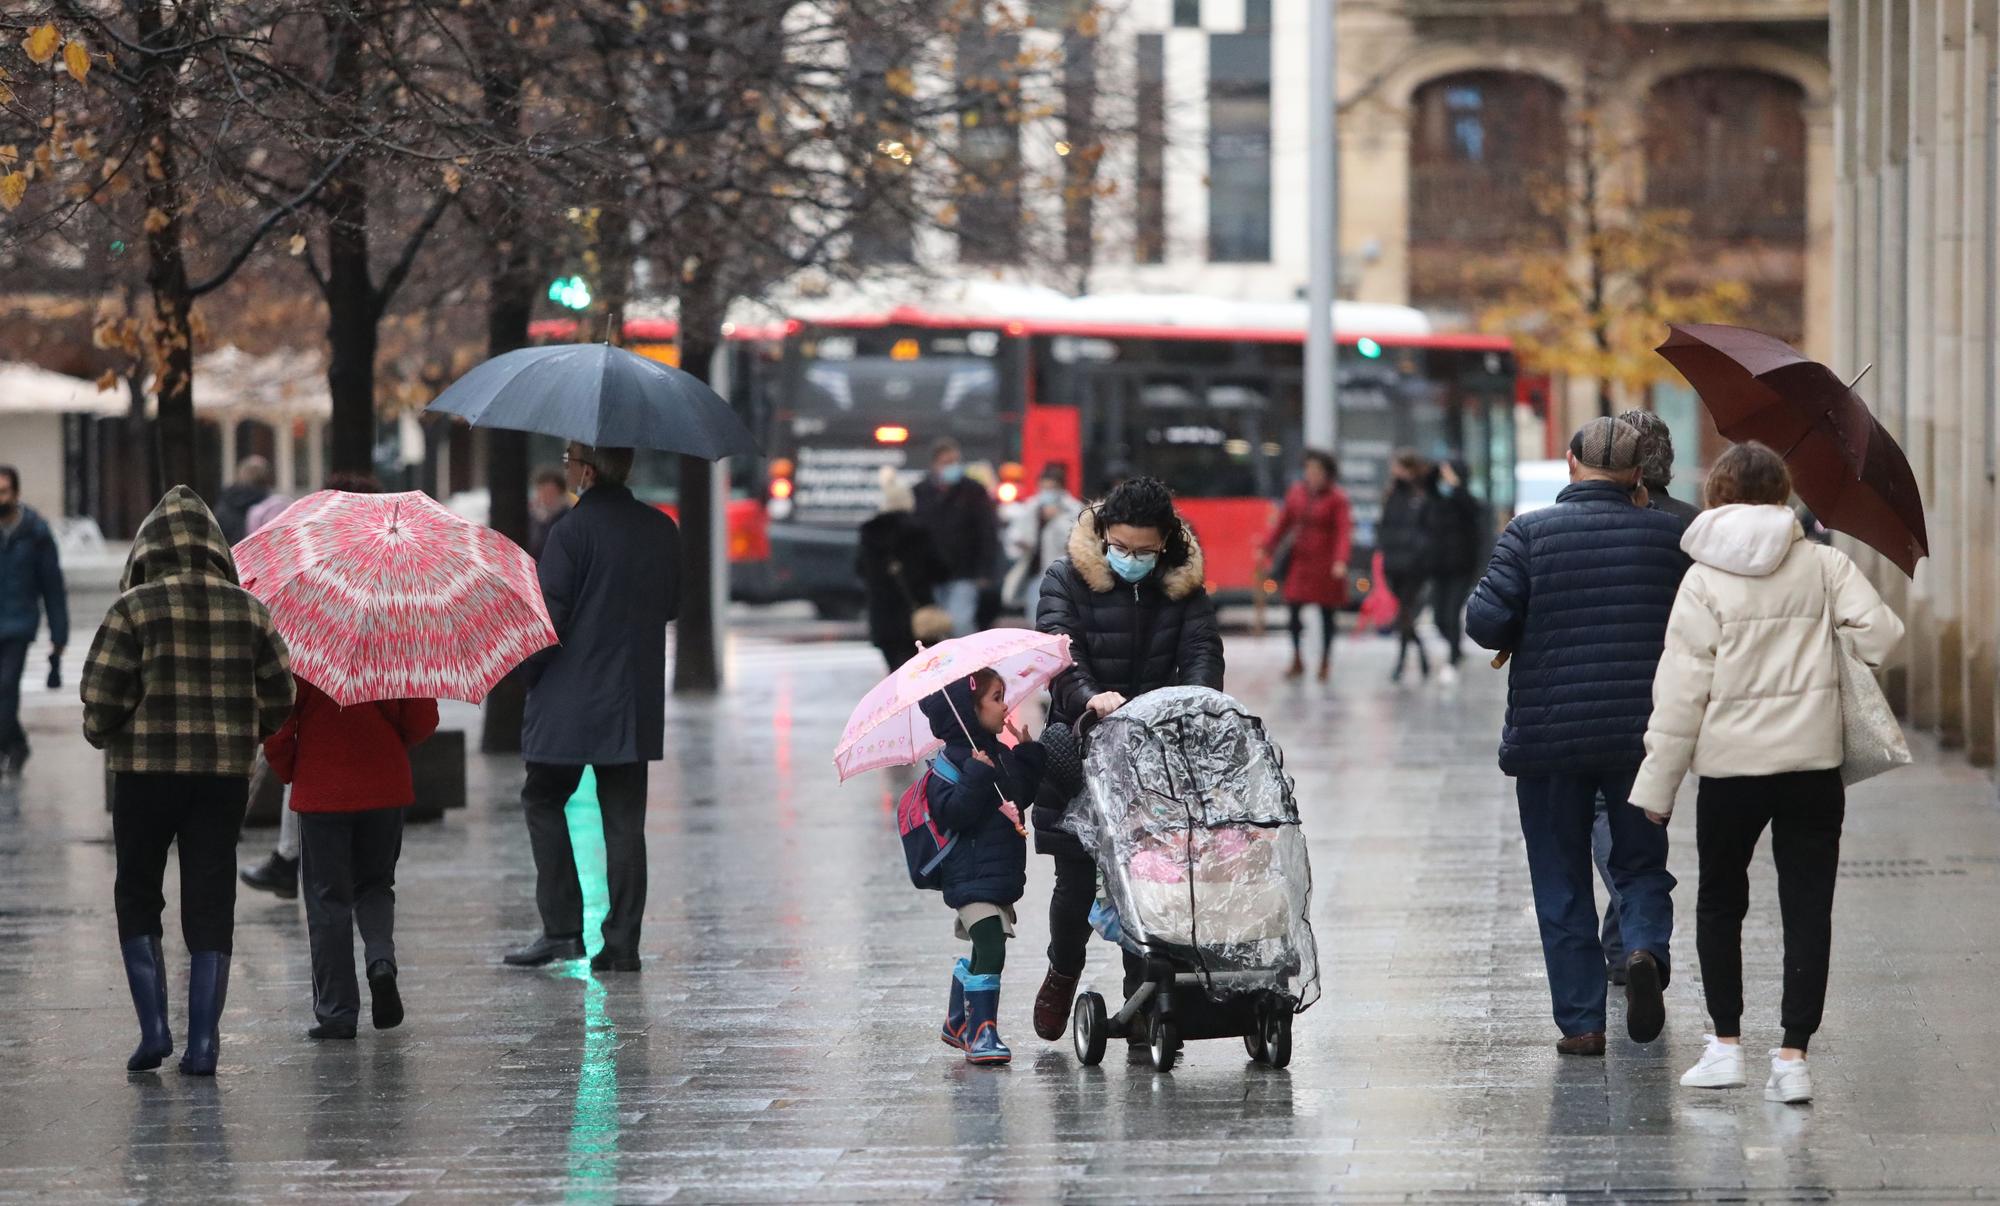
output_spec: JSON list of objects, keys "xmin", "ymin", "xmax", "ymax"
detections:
[
  {"xmin": 424, "ymin": 343, "xmax": 760, "ymax": 459},
  {"xmin": 235, "ymin": 490, "xmax": 556, "ymax": 705},
  {"xmin": 1656, "ymin": 323, "xmax": 1929, "ymax": 576},
  {"xmin": 835, "ymin": 628, "xmax": 1072, "ymax": 781}
]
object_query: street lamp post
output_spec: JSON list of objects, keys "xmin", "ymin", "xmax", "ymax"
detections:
[{"xmin": 1305, "ymin": 0, "xmax": 1339, "ymax": 453}]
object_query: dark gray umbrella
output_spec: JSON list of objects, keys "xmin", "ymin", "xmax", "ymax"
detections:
[{"xmin": 424, "ymin": 343, "xmax": 760, "ymax": 459}]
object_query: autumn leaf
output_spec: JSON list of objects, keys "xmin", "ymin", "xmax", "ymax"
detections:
[
  {"xmin": 0, "ymin": 172, "xmax": 26, "ymax": 211},
  {"xmin": 144, "ymin": 207, "xmax": 170, "ymax": 234},
  {"xmin": 63, "ymin": 40, "xmax": 90, "ymax": 83},
  {"xmin": 0, "ymin": 146, "xmax": 15, "ymax": 167},
  {"xmin": 288, "ymin": 233, "xmax": 306, "ymax": 256},
  {"xmin": 23, "ymin": 24, "xmax": 59, "ymax": 65},
  {"xmin": 441, "ymin": 165, "xmax": 462, "ymax": 193},
  {"xmin": 96, "ymin": 369, "xmax": 117, "ymax": 392}
]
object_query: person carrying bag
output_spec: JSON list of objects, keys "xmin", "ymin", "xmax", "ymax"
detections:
[{"xmin": 1629, "ymin": 441, "xmax": 1904, "ymax": 1106}]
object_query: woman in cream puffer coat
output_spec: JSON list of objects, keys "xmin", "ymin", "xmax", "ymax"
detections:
[{"xmin": 1630, "ymin": 441, "xmax": 1903, "ymax": 1104}]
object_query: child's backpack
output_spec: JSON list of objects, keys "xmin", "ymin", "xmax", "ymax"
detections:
[{"xmin": 897, "ymin": 757, "xmax": 960, "ymax": 890}]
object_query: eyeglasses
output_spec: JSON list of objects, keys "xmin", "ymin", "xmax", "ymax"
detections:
[
  {"xmin": 1105, "ymin": 539, "xmax": 1164, "ymax": 558},
  {"xmin": 562, "ymin": 450, "xmax": 595, "ymax": 469}
]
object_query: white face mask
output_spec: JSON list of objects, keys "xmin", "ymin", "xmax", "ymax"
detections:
[{"xmin": 1038, "ymin": 484, "xmax": 1064, "ymax": 505}]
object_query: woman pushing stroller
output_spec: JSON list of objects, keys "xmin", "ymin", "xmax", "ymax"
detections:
[{"xmin": 1029, "ymin": 476, "xmax": 1225, "ymax": 1043}]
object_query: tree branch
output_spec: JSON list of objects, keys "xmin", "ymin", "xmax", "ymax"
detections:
[
  {"xmin": 372, "ymin": 186, "xmax": 454, "ymax": 315},
  {"xmin": 188, "ymin": 149, "xmax": 352, "ymax": 297}
]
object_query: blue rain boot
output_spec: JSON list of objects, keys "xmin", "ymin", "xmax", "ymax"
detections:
[
  {"xmin": 120, "ymin": 935, "xmax": 173, "ymax": 1072},
  {"xmin": 941, "ymin": 959, "xmax": 970, "ymax": 1050},
  {"xmin": 961, "ymin": 968, "xmax": 1011, "ymax": 1066},
  {"xmin": 177, "ymin": 952, "xmax": 230, "ymax": 1077}
]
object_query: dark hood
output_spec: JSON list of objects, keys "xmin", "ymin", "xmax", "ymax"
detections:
[
  {"xmin": 919, "ymin": 674, "xmax": 1001, "ymax": 757},
  {"xmin": 123, "ymin": 486, "xmax": 241, "ymax": 590}
]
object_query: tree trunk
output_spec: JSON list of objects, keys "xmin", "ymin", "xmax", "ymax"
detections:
[
  {"xmin": 673, "ymin": 316, "xmax": 723, "ymax": 694},
  {"xmin": 133, "ymin": 1, "xmax": 196, "ymax": 489},
  {"xmin": 473, "ymin": 14, "xmax": 536, "ymax": 754},
  {"xmin": 324, "ymin": 155, "xmax": 378, "ymax": 475},
  {"xmin": 478, "ymin": 222, "xmax": 537, "ymax": 755}
]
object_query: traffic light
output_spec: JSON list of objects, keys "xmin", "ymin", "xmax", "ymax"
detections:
[{"xmin": 547, "ymin": 276, "xmax": 593, "ymax": 311}]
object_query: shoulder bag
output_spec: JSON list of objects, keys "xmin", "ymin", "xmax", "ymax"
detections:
[
  {"xmin": 1819, "ymin": 553, "xmax": 1911, "ymax": 786},
  {"xmin": 889, "ymin": 558, "xmax": 954, "ymax": 646}
]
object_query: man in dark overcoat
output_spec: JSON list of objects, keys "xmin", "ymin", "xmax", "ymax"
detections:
[{"xmin": 503, "ymin": 443, "xmax": 680, "ymax": 973}]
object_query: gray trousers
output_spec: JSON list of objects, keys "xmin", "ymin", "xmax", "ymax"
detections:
[{"xmin": 299, "ymin": 808, "xmax": 405, "ymax": 1026}]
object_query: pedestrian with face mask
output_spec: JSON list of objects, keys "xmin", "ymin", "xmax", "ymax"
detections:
[
  {"xmin": 1026, "ymin": 475, "xmax": 1225, "ymax": 1046},
  {"xmin": 1003, "ymin": 462, "xmax": 1082, "ymax": 624},
  {"xmin": 913, "ymin": 439, "xmax": 1000, "ymax": 638}
]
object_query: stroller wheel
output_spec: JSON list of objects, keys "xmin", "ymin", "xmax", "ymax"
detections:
[
  {"xmin": 1243, "ymin": 1029, "xmax": 1268, "ymax": 1063},
  {"xmin": 1148, "ymin": 1018, "xmax": 1179, "ymax": 1073},
  {"xmin": 1072, "ymin": 992, "xmax": 1108, "ymax": 1066},
  {"xmin": 1261, "ymin": 1007, "xmax": 1293, "ymax": 1070}
]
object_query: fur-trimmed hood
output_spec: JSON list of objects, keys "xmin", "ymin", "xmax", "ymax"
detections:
[{"xmin": 1064, "ymin": 508, "xmax": 1206, "ymax": 600}]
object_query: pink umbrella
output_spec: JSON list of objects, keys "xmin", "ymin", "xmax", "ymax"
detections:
[
  {"xmin": 834, "ymin": 627, "xmax": 1072, "ymax": 781},
  {"xmin": 234, "ymin": 489, "xmax": 556, "ymax": 706}
]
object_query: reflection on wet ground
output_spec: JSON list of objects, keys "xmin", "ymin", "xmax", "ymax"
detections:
[{"xmin": 3, "ymin": 631, "xmax": 1998, "ymax": 1200}]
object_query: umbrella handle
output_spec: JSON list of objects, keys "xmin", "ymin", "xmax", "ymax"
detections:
[{"xmin": 1844, "ymin": 362, "xmax": 1873, "ymax": 391}]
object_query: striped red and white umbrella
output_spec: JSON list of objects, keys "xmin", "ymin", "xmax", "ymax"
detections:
[{"xmin": 234, "ymin": 490, "xmax": 556, "ymax": 706}]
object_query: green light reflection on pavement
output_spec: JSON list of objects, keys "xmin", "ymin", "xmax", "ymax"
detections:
[{"xmin": 559, "ymin": 769, "xmax": 620, "ymax": 1203}]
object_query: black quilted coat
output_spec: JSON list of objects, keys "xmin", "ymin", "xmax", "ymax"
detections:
[
  {"xmin": 1465, "ymin": 479, "xmax": 1689, "ymax": 777},
  {"xmin": 1031, "ymin": 513, "xmax": 1225, "ymax": 853}
]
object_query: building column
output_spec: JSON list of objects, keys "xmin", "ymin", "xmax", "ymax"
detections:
[
  {"xmin": 1342, "ymin": 102, "xmax": 1409, "ymax": 305},
  {"xmin": 1961, "ymin": 0, "xmax": 1999, "ymax": 765},
  {"xmin": 1803, "ymin": 103, "xmax": 1839, "ymax": 362},
  {"xmin": 1931, "ymin": 0, "xmax": 1969, "ymax": 747},
  {"xmin": 1906, "ymin": 0, "xmax": 1942, "ymax": 735}
]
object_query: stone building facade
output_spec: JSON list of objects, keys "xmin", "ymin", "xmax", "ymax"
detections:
[
  {"xmin": 1831, "ymin": 0, "xmax": 2000, "ymax": 768},
  {"xmin": 941, "ymin": 2, "xmax": 1833, "ymax": 453}
]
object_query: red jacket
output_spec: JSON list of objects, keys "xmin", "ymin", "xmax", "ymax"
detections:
[
  {"xmin": 264, "ymin": 677, "xmax": 440, "ymax": 814},
  {"xmin": 1264, "ymin": 481, "xmax": 1353, "ymax": 608}
]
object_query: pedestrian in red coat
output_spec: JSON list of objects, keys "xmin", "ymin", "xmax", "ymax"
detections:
[
  {"xmin": 1263, "ymin": 449, "xmax": 1353, "ymax": 681},
  {"xmin": 264, "ymin": 676, "xmax": 438, "ymax": 1040}
]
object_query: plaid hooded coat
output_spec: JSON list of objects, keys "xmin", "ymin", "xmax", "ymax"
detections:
[{"xmin": 81, "ymin": 486, "xmax": 295, "ymax": 775}]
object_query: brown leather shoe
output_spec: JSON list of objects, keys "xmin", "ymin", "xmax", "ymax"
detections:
[
  {"xmin": 1556, "ymin": 1031, "xmax": 1606, "ymax": 1057},
  {"xmin": 1032, "ymin": 967, "xmax": 1080, "ymax": 1040}
]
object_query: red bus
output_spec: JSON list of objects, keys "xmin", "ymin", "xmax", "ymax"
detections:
[
  {"xmin": 528, "ymin": 317, "xmax": 786, "ymax": 600},
  {"xmin": 763, "ymin": 288, "xmax": 1519, "ymax": 614}
]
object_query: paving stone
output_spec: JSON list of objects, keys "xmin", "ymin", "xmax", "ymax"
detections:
[{"xmin": 1, "ymin": 632, "xmax": 1998, "ymax": 1201}]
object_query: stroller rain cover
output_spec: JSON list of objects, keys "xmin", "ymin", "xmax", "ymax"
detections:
[{"xmin": 1061, "ymin": 687, "xmax": 1321, "ymax": 1010}]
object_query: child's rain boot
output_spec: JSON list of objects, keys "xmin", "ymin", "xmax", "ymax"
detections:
[
  {"xmin": 941, "ymin": 958, "xmax": 970, "ymax": 1049},
  {"xmin": 961, "ymin": 968, "xmax": 1011, "ymax": 1066}
]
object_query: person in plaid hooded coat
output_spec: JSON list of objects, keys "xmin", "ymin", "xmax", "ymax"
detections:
[{"xmin": 81, "ymin": 485, "xmax": 294, "ymax": 1076}]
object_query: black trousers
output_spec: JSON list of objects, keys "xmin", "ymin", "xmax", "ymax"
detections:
[
  {"xmin": 1286, "ymin": 604, "xmax": 1337, "ymax": 660},
  {"xmin": 523, "ymin": 762, "xmax": 648, "ymax": 955},
  {"xmin": 1695, "ymin": 769, "xmax": 1845, "ymax": 1052},
  {"xmin": 299, "ymin": 807, "xmax": 405, "ymax": 1026},
  {"xmin": 1384, "ymin": 572, "xmax": 1431, "ymax": 670},
  {"xmin": 0, "ymin": 637, "xmax": 27, "ymax": 759},
  {"xmin": 112, "ymin": 772, "xmax": 249, "ymax": 953},
  {"xmin": 1048, "ymin": 853, "xmax": 1144, "ymax": 997},
  {"xmin": 1430, "ymin": 572, "xmax": 1473, "ymax": 665}
]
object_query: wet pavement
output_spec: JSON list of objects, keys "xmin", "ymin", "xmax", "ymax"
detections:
[{"xmin": 3, "ymin": 625, "xmax": 1999, "ymax": 1202}]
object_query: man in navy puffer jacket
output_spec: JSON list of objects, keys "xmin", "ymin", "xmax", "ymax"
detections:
[{"xmin": 1467, "ymin": 417, "xmax": 1689, "ymax": 1056}]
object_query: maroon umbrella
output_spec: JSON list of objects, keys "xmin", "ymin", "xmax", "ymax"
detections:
[{"xmin": 1656, "ymin": 323, "xmax": 1928, "ymax": 576}]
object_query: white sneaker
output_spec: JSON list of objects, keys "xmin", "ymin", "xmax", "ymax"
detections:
[
  {"xmin": 1438, "ymin": 663, "xmax": 1460, "ymax": 686},
  {"xmin": 1680, "ymin": 1035, "xmax": 1747, "ymax": 1088},
  {"xmin": 1765, "ymin": 1051, "xmax": 1813, "ymax": 1103}
]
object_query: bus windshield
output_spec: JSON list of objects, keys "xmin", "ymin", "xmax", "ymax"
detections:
[{"xmin": 778, "ymin": 325, "xmax": 1021, "ymax": 524}]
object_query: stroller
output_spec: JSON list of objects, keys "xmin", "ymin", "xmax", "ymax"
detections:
[{"xmin": 1043, "ymin": 686, "xmax": 1319, "ymax": 1072}]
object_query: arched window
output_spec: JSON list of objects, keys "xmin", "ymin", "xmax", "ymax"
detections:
[
  {"xmin": 1645, "ymin": 69, "xmax": 1807, "ymax": 243},
  {"xmin": 1408, "ymin": 71, "xmax": 1567, "ymax": 306}
]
